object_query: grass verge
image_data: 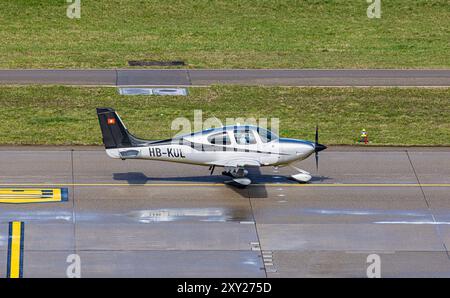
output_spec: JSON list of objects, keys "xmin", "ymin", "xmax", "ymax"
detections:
[
  {"xmin": 0, "ymin": 86, "xmax": 449, "ymax": 146},
  {"xmin": 0, "ymin": 0, "xmax": 449, "ymax": 68}
]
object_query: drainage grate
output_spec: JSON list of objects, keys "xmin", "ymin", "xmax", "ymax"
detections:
[
  {"xmin": 153, "ymin": 88, "xmax": 188, "ymax": 96},
  {"xmin": 128, "ymin": 60, "xmax": 185, "ymax": 66},
  {"xmin": 119, "ymin": 87, "xmax": 188, "ymax": 96},
  {"xmin": 119, "ymin": 88, "xmax": 152, "ymax": 95}
]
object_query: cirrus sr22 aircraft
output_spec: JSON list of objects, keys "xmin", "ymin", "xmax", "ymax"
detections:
[{"xmin": 97, "ymin": 108, "xmax": 327, "ymax": 186}]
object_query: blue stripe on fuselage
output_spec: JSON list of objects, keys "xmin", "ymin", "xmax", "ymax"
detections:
[{"xmin": 279, "ymin": 138, "xmax": 315, "ymax": 147}]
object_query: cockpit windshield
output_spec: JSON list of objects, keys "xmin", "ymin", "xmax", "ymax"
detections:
[{"xmin": 256, "ymin": 127, "xmax": 278, "ymax": 143}]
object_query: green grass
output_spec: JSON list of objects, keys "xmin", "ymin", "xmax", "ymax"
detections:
[
  {"xmin": 0, "ymin": 0, "xmax": 449, "ymax": 68},
  {"xmin": 0, "ymin": 85, "xmax": 449, "ymax": 145}
]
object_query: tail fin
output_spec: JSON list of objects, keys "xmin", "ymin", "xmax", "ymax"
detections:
[{"xmin": 96, "ymin": 108, "xmax": 146, "ymax": 149}]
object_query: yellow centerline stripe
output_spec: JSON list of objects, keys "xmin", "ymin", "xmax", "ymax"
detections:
[
  {"xmin": 0, "ymin": 183, "xmax": 449, "ymax": 187},
  {"xmin": 7, "ymin": 221, "xmax": 24, "ymax": 278},
  {"xmin": 264, "ymin": 183, "xmax": 450, "ymax": 187}
]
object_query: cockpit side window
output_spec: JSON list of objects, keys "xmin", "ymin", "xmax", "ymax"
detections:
[
  {"xmin": 257, "ymin": 127, "xmax": 278, "ymax": 143},
  {"xmin": 207, "ymin": 132, "xmax": 231, "ymax": 145},
  {"xmin": 234, "ymin": 129, "xmax": 257, "ymax": 145}
]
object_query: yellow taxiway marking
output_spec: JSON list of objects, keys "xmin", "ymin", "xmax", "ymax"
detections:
[
  {"xmin": 0, "ymin": 183, "xmax": 449, "ymax": 188},
  {"xmin": 0, "ymin": 188, "xmax": 68, "ymax": 203},
  {"xmin": 7, "ymin": 221, "xmax": 24, "ymax": 278},
  {"xmin": 264, "ymin": 183, "xmax": 450, "ymax": 187}
]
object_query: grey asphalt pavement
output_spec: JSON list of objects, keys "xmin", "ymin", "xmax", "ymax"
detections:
[{"xmin": 1, "ymin": 69, "xmax": 450, "ymax": 86}]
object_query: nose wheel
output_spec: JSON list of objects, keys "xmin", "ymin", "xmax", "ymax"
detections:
[{"xmin": 290, "ymin": 165, "xmax": 312, "ymax": 183}]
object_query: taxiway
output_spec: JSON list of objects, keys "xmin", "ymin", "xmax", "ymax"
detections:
[{"xmin": 0, "ymin": 146, "xmax": 449, "ymax": 277}]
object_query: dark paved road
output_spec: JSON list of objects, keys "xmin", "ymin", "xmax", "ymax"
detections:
[{"xmin": 1, "ymin": 69, "xmax": 450, "ymax": 86}]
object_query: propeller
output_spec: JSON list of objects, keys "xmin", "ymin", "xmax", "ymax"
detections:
[{"xmin": 314, "ymin": 125, "xmax": 327, "ymax": 171}]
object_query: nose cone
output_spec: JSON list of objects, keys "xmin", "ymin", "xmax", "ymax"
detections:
[
  {"xmin": 315, "ymin": 143, "xmax": 327, "ymax": 153},
  {"xmin": 278, "ymin": 138, "xmax": 315, "ymax": 158}
]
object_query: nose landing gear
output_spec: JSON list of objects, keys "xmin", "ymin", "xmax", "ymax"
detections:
[{"xmin": 289, "ymin": 165, "xmax": 312, "ymax": 183}]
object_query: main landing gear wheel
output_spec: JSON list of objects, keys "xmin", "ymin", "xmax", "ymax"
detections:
[
  {"xmin": 231, "ymin": 177, "xmax": 252, "ymax": 186},
  {"xmin": 222, "ymin": 170, "xmax": 252, "ymax": 186}
]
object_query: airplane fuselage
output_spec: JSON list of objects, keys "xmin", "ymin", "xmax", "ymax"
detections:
[{"xmin": 105, "ymin": 138, "xmax": 316, "ymax": 168}]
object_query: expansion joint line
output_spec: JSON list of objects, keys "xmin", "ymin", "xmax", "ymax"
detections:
[
  {"xmin": 406, "ymin": 150, "xmax": 450, "ymax": 260},
  {"xmin": 246, "ymin": 189, "xmax": 268, "ymax": 277},
  {"xmin": 186, "ymin": 69, "xmax": 193, "ymax": 86},
  {"xmin": 70, "ymin": 149, "xmax": 77, "ymax": 255}
]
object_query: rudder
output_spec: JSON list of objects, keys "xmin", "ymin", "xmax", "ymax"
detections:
[{"xmin": 96, "ymin": 108, "xmax": 133, "ymax": 149}]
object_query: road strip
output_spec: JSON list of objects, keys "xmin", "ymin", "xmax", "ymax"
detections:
[
  {"xmin": 1, "ymin": 69, "xmax": 450, "ymax": 87},
  {"xmin": 6, "ymin": 221, "xmax": 24, "ymax": 278}
]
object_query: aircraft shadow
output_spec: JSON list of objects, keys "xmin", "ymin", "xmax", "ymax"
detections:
[
  {"xmin": 113, "ymin": 170, "xmax": 331, "ymax": 199},
  {"xmin": 113, "ymin": 172, "xmax": 252, "ymax": 198}
]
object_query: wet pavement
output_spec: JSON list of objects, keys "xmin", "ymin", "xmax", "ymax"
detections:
[{"xmin": 0, "ymin": 146, "xmax": 449, "ymax": 277}]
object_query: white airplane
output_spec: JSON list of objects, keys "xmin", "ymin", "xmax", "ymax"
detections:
[{"xmin": 96, "ymin": 108, "xmax": 327, "ymax": 186}]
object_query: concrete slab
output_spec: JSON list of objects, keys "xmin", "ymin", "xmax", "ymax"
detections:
[
  {"xmin": 258, "ymin": 151, "xmax": 418, "ymax": 184},
  {"xmin": 25, "ymin": 250, "xmax": 265, "ymax": 278},
  {"xmin": 0, "ymin": 248, "xmax": 6, "ymax": 278},
  {"xmin": 423, "ymin": 188, "xmax": 450, "ymax": 222},
  {"xmin": 188, "ymin": 69, "xmax": 450, "ymax": 87},
  {"xmin": 0, "ymin": 204, "xmax": 73, "ymax": 224},
  {"xmin": 267, "ymin": 251, "xmax": 450, "ymax": 278},
  {"xmin": 23, "ymin": 251, "xmax": 72, "ymax": 278},
  {"xmin": 0, "ymin": 70, "xmax": 116, "ymax": 85},
  {"xmin": 24, "ymin": 224, "xmax": 75, "ymax": 251},
  {"xmin": 74, "ymin": 186, "xmax": 253, "ymax": 223},
  {"xmin": 0, "ymin": 151, "xmax": 72, "ymax": 184},
  {"xmin": 0, "ymin": 223, "xmax": 8, "ymax": 251},
  {"xmin": 117, "ymin": 70, "xmax": 190, "ymax": 86},
  {"xmin": 76, "ymin": 222, "xmax": 258, "ymax": 251},
  {"xmin": 73, "ymin": 150, "xmax": 220, "ymax": 183},
  {"xmin": 434, "ymin": 226, "xmax": 450, "ymax": 253},
  {"xmin": 409, "ymin": 151, "xmax": 450, "ymax": 183},
  {"xmin": 257, "ymin": 224, "xmax": 445, "ymax": 251},
  {"xmin": 250, "ymin": 187, "xmax": 430, "ymax": 224}
]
